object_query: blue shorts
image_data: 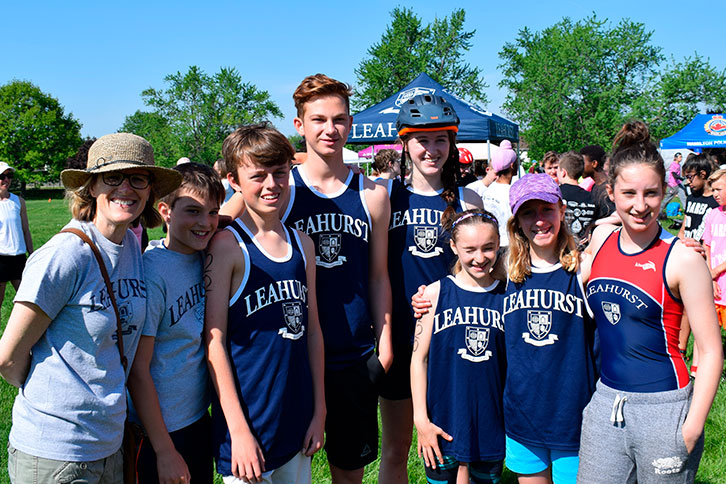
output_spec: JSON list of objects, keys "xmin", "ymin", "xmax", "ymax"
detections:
[{"xmin": 505, "ymin": 436, "xmax": 578, "ymax": 484}]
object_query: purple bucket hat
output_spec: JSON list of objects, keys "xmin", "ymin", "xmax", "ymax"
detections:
[{"xmin": 509, "ymin": 173, "xmax": 562, "ymax": 215}]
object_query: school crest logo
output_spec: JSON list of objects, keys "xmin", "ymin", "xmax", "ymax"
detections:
[
  {"xmin": 112, "ymin": 302, "xmax": 137, "ymax": 341},
  {"xmin": 409, "ymin": 226, "xmax": 444, "ymax": 258},
  {"xmin": 522, "ymin": 310, "xmax": 558, "ymax": 346},
  {"xmin": 195, "ymin": 301, "xmax": 205, "ymax": 324},
  {"xmin": 457, "ymin": 326, "xmax": 492, "ymax": 362},
  {"xmin": 278, "ymin": 302, "xmax": 304, "ymax": 340},
  {"xmin": 602, "ymin": 301, "xmax": 621, "ymax": 325},
  {"xmin": 317, "ymin": 233, "xmax": 346, "ymax": 268}
]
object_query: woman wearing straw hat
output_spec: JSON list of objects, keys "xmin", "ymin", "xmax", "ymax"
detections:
[{"xmin": 0, "ymin": 133, "xmax": 181, "ymax": 484}]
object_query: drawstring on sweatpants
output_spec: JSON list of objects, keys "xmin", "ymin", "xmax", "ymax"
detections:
[{"xmin": 610, "ymin": 394, "xmax": 627, "ymax": 424}]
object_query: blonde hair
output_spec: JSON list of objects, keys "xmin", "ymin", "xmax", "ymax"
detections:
[
  {"xmin": 66, "ymin": 175, "xmax": 163, "ymax": 228},
  {"xmin": 506, "ymin": 202, "xmax": 579, "ymax": 283},
  {"xmin": 708, "ymin": 168, "xmax": 726, "ymax": 185}
]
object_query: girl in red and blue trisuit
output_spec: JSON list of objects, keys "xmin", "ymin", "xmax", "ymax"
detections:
[
  {"xmin": 502, "ymin": 173, "xmax": 598, "ymax": 484},
  {"xmin": 577, "ymin": 121, "xmax": 723, "ymax": 484},
  {"xmin": 411, "ymin": 210, "xmax": 507, "ymax": 484}
]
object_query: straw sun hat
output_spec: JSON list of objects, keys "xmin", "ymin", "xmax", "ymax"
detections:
[{"xmin": 61, "ymin": 133, "xmax": 181, "ymax": 198}]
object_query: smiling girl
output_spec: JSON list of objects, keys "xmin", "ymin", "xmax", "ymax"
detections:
[
  {"xmin": 578, "ymin": 121, "xmax": 723, "ymax": 483},
  {"xmin": 410, "ymin": 209, "xmax": 507, "ymax": 484},
  {"xmin": 380, "ymin": 94, "xmax": 482, "ymax": 484},
  {"xmin": 502, "ymin": 173, "xmax": 598, "ymax": 484}
]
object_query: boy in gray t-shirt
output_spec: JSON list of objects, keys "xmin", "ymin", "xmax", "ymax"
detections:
[{"xmin": 127, "ymin": 163, "xmax": 225, "ymax": 484}]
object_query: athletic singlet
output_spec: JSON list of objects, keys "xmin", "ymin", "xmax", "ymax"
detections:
[
  {"xmin": 281, "ymin": 167, "xmax": 374, "ymax": 368},
  {"xmin": 388, "ymin": 185, "xmax": 465, "ymax": 347},
  {"xmin": 502, "ymin": 264, "xmax": 597, "ymax": 451},
  {"xmin": 586, "ymin": 227, "xmax": 688, "ymax": 393},
  {"xmin": 427, "ymin": 276, "xmax": 506, "ymax": 462},
  {"xmin": 212, "ymin": 220, "xmax": 313, "ymax": 474}
]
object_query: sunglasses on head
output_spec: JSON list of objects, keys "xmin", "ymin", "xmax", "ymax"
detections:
[{"xmin": 0, "ymin": 173, "xmax": 13, "ymax": 181}]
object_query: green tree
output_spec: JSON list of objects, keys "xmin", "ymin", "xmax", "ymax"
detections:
[
  {"xmin": 124, "ymin": 66, "xmax": 282, "ymax": 164},
  {"xmin": 498, "ymin": 15, "xmax": 726, "ymax": 158},
  {"xmin": 499, "ymin": 16, "xmax": 662, "ymax": 158},
  {"xmin": 354, "ymin": 7, "xmax": 488, "ymax": 110},
  {"xmin": 0, "ymin": 80, "xmax": 82, "ymax": 186},
  {"xmin": 120, "ymin": 111, "xmax": 178, "ymax": 167}
]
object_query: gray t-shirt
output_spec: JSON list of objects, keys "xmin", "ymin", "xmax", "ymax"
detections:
[
  {"xmin": 10, "ymin": 219, "xmax": 146, "ymax": 461},
  {"xmin": 129, "ymin": 239, "xmax": 210, "ymax": 432}
]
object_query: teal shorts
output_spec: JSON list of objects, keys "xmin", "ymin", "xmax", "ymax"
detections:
[{"xmin": 505, "ymin": 436, "xmax": 578, "ymax": 484}]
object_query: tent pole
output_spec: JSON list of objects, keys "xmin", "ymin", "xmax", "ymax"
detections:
[{"xmin": 487, "ymin": 140, "xmax": 491, "ymax": 162}]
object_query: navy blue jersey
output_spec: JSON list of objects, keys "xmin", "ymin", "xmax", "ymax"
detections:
[
  {"xmin": 282, "ymin": 167, "xmax": 374, "ymax": 368},
  {"xmin": 502, "ymin": 264, "xmax": 598, "ymax": 451},
  {"xmin": 389, "ymin": 186, "xmax": 465, "ymax": 347},
  {"xmin": 212, "ymin": 220, "xmax": 313, "ymax": 474},
  {"xmin": 427, "ymin": 276, "xmax": 507, "ymax": 462}
]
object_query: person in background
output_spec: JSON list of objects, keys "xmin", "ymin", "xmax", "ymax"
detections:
[
  {"xmin": 371, "ymin": 149, "xmax": 401, "ymax": 184},
  {"xmin": 0, "ymin": 161, "xmax": 33, "ymax": 320},
  {"xmin": 557, "ymin": 151, "xmax": 599, "ymax": 246},
  {"xmin": 542, "ymin": 151, "xmax": 560, "ymax": 183},
  {"xmin": 482, "ymin": 140, "xmax": 517, "ymax": 247},
  {"xmin": 660, "ymin": 152, "xmax": 684, "ymax": 219},
  {"xmin": 0, "ymin": 133, "xmax": 181, "ymax": 484},
  {"xmin": 457, "ymin": 147, "xmax": 477, "ymax": 186},
  {"xmin": 214, "ymin": 159, "xmax": 236, "ymax": 205},
  {"xmin": 675, "ymin": 154, "xmax": 719, "ymax": 378},
  {"xmin": 580, "ymin": 145, "xmax": 613, "ymax": 218}
]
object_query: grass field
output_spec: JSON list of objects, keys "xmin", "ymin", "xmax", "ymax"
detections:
[{"xmin": 0, "ymin": 196, "xmax": 724, "ymax": 483}]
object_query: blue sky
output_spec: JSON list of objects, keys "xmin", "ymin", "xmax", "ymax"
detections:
[{"xmin": 2, "ymin": 0, "xmax": 724, "ymax": 140}]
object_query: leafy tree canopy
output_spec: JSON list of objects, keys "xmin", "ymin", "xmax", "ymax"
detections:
[
  {"xmin": 499, "ymin": 15, "xmax": 726, "ymax": 159},
  {"xmin": 0, "ymin": 80, "xmax": 82, "ymax": 185},
  {"xmin": 354, "ymin": 7, "xmax": 488, "ymax": 110},
  {"xmin": 123, "ymin": 66, "xmax": 282, "ymax": 165}
]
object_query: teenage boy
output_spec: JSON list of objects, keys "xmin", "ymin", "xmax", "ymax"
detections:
[
  {"xmin": 281, "ymin": 74, "xmax": 393, "ymax": 484},
  {"xmin": 557, "ymin": 151, "xmax": 599, "ymax": 244},
  {"xmin": 128, "ymin": 163, "xmax": 225, "ymax": 484},
  {"xmin": 205, "ymin": 124, "xmax": 326, "ymax": 484},
  {"xmin": 541, "ymin": 151, "xmax": 560, "ymax": 183}
]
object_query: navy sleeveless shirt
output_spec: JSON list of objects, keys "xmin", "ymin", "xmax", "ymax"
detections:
[
  {"xmin": 282, "ymin": 167, "xmax": 374, "ymax": 368},
  {"xmin": 211, "ymin": 220, "xmax": 313, "ymax": 474},
  {"xmin": 502, "ymin": 264, "xmax": 598, "ymax": 451},
  {"xmin": 389, "ymin": 185, "xmax": 465, "ymax": 347},
  {"xmin": 427, "ymin": 276, "xmax": 507, "ymax": 462}
]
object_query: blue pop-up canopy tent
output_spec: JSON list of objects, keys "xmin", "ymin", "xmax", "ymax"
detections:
[
  {"xmin": 347, "ymin": 73, "xmax": 518, "ymax": 144},
  {"xmin": 659, "ymin": 114, "xmax": 726, "ymax": 149}
]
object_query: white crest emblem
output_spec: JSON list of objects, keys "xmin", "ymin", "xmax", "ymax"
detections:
[
  {"xmin": 409, "ymin": 226, "xmax": 443, "ymax": 258},
  {"xmin": 522, "ymin": 310, "xmax": 558, "ymax": 346},
  {"xmin": 602, "ymin": 301, "xmax": 621, "ymax": 325},
  {"xmin": 316, "ymin": 233, "xmax": 346, "ymax": 268},
  {"xmin": 278, "ymin": 301, "xmax": 305, "ymax": 340},
  {"xmin": 457, "ymin": 326, "xmax": 492, "ymax": 362}
]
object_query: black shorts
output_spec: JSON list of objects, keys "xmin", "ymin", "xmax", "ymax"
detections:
[
  {"xmin": 137, "ymin": 413, "xmax": 213, "ymax": 484},
  {"xmin": 378, "ymin": 343, "xmax": 413, "ymax": 400},
  {"xmin": 324, "ymin": 352, "xmax": 384, "ymax": 470},
  {"xmin": 0, "ymin": 254, "xmax": 26, "ymax": 282}
]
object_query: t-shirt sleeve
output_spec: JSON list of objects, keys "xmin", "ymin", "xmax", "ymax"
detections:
[
  {"xmin": 141, "ymin": 256, "xmax": 165, "ymax": 338},
  {"xmin": 14, "ymin": 234, "xmax": 81, "ymax": 320},
  {"xmin": 702, "ymin": 209, "xmax": 715, "ymax": 247}
]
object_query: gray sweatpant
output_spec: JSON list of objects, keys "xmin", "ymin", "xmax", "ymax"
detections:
[{"xmin": 577, "ymin": 381, "xmax": 703, "ymax": 484}]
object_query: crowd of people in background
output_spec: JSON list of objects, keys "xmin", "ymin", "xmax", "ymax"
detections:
[{"xmin": 0, "ymin": 73, "xmax": 724, "ymax": 484}]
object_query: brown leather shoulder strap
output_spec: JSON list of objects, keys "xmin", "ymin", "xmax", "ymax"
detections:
[{"xmin": 60, "ymin": 228, "xmax": 128, "ymax": 371}]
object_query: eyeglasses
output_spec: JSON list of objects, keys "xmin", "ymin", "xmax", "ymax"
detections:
[
  {"xmin": 101, "ymin": 172, "xmax": 151, "ymax": 189},
  {"xmin": 684, "ymin": 173, "xmax": 699, "ymax": 181},
  {"xmin": 0, "ymin": 173, "xmax": 13, "ymax": 181}
]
